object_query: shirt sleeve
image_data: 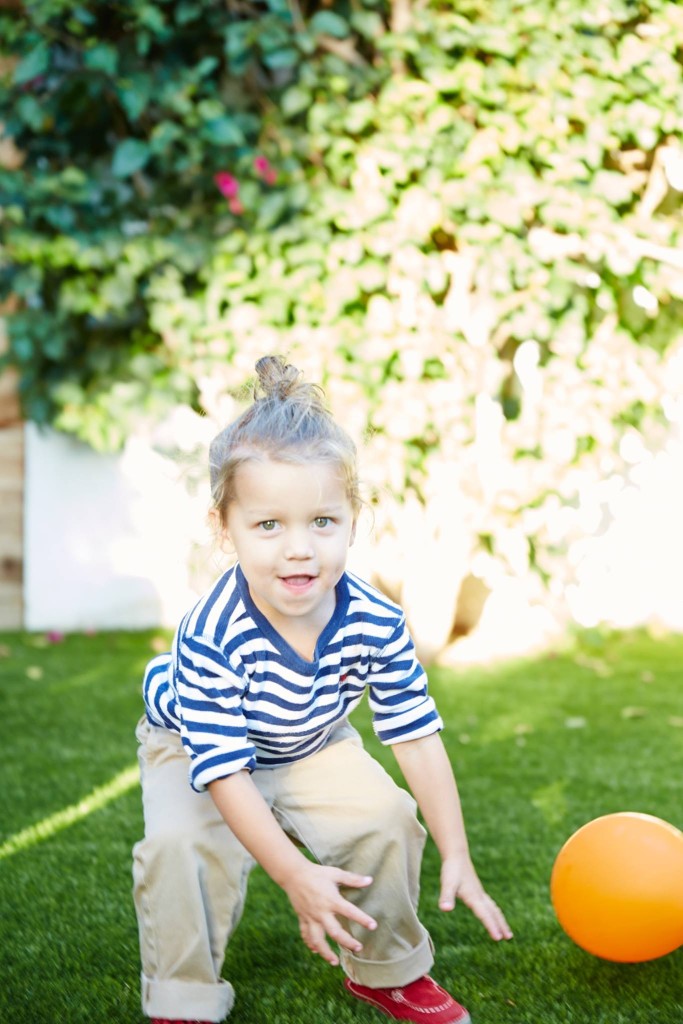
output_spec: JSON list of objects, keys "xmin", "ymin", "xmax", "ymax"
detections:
[
  {"xmin": 367, "ymin": 617, "xmax": 443, "ymax": 745},
  {"xmin": 143, "ymin": 651, "xmax": 178, "ymax": 730},
  {"xmin": 176, "ymin": 632, "xmax": 257, "ymax": 792}
]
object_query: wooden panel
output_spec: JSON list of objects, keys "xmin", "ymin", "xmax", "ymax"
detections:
[
  {"xmin": 0, "ymin": 585, "xmax": 22, "ymax": 629},
  {"xmin": 0, "ymin": 371, "xmax": 20, "ymax": 426},
  {"xmin": 0, "ymin": 420, "xmax": 23, "ymax": 628},
  {"xmin": 0, "ymin": 310, "xmax": 21, "ymax": 427},
  {"xmin": 0, "ymin": 435, "xmax": 23, "ymax": 480}
]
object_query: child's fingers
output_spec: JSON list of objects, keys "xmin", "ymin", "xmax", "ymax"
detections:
[
  {"xmin": 300, "ymin": 913, "xmax": 370, "ymax": 965},
  {"xmin": 438, "ymin": 861, "xmax": 513, "ymax": 940},
  {"xmin": 464, "ymin": 890, "xmax": 514, "ymax": 941},
  {"xmin": 324, "ymin": 916, "xmax": 365, "ymax": 955},
  {"xmin": 334, "ymin": 872, "xmax": 378, "ymax": 932},
  {"xmin": 301, "ymin": 921, "xmax": 341, "ymax": 966},
  {"xmin": 336, "ymin": 870, "xmax": 374, "ymax": 890},
  {"xmin": 438, "ymin": 863, "xmax": 465, "ymax": 911},
  {"xmin": 336, "ymin": 891, "xmax": 378, "ymax": 933},
  {"xmin": 291, "ymin": 863, "xmax": 378, "ymax": 966},
  {"xmin": 332, "ymin": 870, "xmax": 378, "ymax": 931},
  {"xmin": 438, "ymin": 878, "xmax": 457, "ymax": 910}
]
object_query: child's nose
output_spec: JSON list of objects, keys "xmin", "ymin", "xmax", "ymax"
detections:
[{"xmin": 284, "ymin": 528, "xmax": 314, "ymax": 559}]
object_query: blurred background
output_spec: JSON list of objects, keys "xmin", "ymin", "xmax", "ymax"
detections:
[{"xmin": 1, "ymin": 0, "xmax": 682, "ymax": 664}]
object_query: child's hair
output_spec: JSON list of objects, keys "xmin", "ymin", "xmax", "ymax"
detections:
[{"xmin": 209, "ymin": 355, "xmax": 361, "ymax": 525}]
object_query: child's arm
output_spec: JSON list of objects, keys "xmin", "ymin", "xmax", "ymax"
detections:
[
  {"xmin": 208, "ymin": 770, "xmax": 377, "ymax": 965},
  {"xmin": 391, "ymin": 732, "xmax": 513, "ymax": 941}
]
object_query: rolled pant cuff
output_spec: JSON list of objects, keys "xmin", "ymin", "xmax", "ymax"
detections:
[
  {"xmin": 340, "ymin": 933, "xmax": 434, "ymax": 989},
  {"xmin": 141, "ymin": 972, "xmax": 235, "ymax": 1022}
]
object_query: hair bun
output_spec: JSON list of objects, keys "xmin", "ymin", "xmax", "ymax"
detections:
[{"xmin": 255, "ymin": 355, "xmax": 301, "ymax": 400}]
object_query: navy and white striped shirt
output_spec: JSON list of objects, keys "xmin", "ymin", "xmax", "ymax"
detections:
[{"xmin": 144, "ymin": 565, "xmax": 443, "ymax": 792}]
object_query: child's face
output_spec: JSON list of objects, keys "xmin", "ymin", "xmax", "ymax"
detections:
[{"xmin": 223, "ymin": 458, "xmax": 357, "ymax": 636}]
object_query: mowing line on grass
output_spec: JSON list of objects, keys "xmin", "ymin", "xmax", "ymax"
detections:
[{"xmin": 0, "ymin": 763, "xmax": 139, "ymax": 861}]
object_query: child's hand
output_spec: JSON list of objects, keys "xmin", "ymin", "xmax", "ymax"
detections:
[
  {"xmin": 438, "ymin": 852, "xmax": 513, "ymax": 941},
  {"xmin": 281, "ymin": 860, "xmax": 377, "ymax": 966}
]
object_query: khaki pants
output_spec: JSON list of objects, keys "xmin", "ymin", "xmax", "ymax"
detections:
[{"xmin": 132, "ymin": 717, "xmax": 434, "ymax": 1022}]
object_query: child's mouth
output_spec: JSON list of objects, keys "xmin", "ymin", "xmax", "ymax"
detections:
[{"xmin": 280, "ymin": 575, "xmax": 315, "ymax": 589}]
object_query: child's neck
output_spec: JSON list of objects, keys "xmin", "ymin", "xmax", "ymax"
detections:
[
  {"xmin": 278, "ymin": 624, "xmax": 319, "ymax": 663},
  {"xmin": 253, "ymin": 590, "xmax": 336, "ymax": 663}
]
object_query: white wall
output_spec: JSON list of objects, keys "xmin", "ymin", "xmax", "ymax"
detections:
[
  {"xmin": 24, "ymin": 424, "xmax": 207, "ymax": 631},
  {"xmin": 565, "ymin": 433, "xmax": 683, "ymax": 632},
  {"xmin": 23, "ymin": 419, "xmax": 683, "ymax": 648}
]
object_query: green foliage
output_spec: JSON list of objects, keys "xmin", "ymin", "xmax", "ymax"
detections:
[{"xmin": 1, "ymin": 0, "xmax": 683, "ymax": 605}]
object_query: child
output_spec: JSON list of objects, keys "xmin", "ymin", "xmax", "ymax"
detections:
[{"xmin": 132, "ymin": 355, "xmax": 512, "ymax": 1024}]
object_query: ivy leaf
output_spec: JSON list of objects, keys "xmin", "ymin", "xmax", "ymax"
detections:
[
  {"xmin": 26, "ymin": 394, "xmax": 52, "ymax": 425},
  {"xmin": 16, "ymin": 95, "xmax": 45, "ymax": 131},
  {"xmin": 351, "ymin": 11, "xmax": 385, "ymax": 40},
  {"xmin": 310, "ymin": 11, "xmax": 350, "ymax": 39},
  {"xmin": 262, "ymin": 47, "xmax": 299, "ymax": 70},
  {"xmin": 192, "ymin": 56, "xmax": 220, "ymax": 80},
  {"xmin": 281, "ymin": 85, "xmax": 311, "ymax": 118},
  {"xmin": 44, "ymin": 205, "xmax": 76, "ymax": 231},
  {"xmin": 201, "ymin": 117, "xmax": 245, "ymax": 146},
  {"xmin": 83, "ymin": 44, "xmax": 119, "ymax": 76},
  {"xmin": 112, "ymin": 139, "xmax": 151, "ymax": 177},
  {"xmin": 137, "ymin": 4, "xmax": 167, "ymax": 35},
  {"xmin": 117, "ymin": 75, "xmax": 154, "ymax": 122},
  {"xmin": 225, "ymin": 21, "xmax": 254, "ymax": 73},
  {"xmin": 13, "ymin": 42, "xmax": 50, "ymax": 85},
  {"xmin": 255, "ymin": 191, "xmax": 289, "ymax": 230},
  {"xmin": 176, "ymin": 1, "xmax": 203, "ymax": 26},
  {"xmin": 149, "ymin": 120, "xmax": 183, "ymax": 155}
]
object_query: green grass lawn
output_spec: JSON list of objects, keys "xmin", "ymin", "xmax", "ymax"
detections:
[{"xmin": 2, "ymin": 627, "xmax": 683, "ymax": 1023}]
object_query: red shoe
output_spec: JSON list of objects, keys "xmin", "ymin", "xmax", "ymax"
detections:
[{"xmin": 344, "ymin": 976, "xmax": 470, "ymax": 1024}]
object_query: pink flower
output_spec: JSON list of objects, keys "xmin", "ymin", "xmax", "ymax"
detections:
[
  {"xmin": 254, "ymin": 155, "xmax": 277, "ymax": 185},
  {"xmin": 228, "ymin": 196, "xmax": 244, "ymax": 215},
  {"xmin": 214, "ymin": 171, "xmax": 240, "ymax": 198},
  {"xmin": 46, "ymin": 630, "xmax": 65, "ymax": 644}
]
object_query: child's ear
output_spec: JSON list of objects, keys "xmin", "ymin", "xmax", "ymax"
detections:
[{"xmin": 209, "ymin": 508, "xmax": 232, "ymax": 552}]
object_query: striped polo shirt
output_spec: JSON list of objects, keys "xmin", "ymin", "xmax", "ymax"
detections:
[{"xmin": 144, "ymin": 564, "xmax": 443, "ymax": 792}]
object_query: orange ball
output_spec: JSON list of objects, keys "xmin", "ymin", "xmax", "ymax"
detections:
[{"xmin": 550, "ymin": 812, "xmax": 683, "ymax": 962}]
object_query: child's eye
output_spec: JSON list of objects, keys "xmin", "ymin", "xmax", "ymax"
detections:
[
  {"xmin": 314, "ymin": 517, "xmax": 331, "ymax": 528},
  {"xmin": 259, "ymin": 520, "xmax": 277, "ymax": 531}
]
